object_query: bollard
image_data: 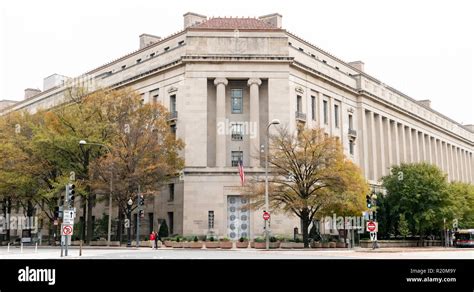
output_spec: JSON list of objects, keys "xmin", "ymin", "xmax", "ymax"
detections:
[
  {"xmin": 7, "ymin": 242, "xmax": 10, "ymax": 253},
  {"xmin": 35, "ymin": 242, "xmax": 38, "ymax": 253},
  {"xmin": 79, "ymin": 240, "xmax": 82, "ymax": 256},
  {"xmin": 20, "ymin": 242, "xmax": 23, "ymax": 253}
]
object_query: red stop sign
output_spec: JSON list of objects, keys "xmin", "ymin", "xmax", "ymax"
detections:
[
  {"xmin": 367, "ymin": 221, "xmax": 377, "ymax": 232},
  {"xmin": 263, "ymin": 212, "xmax": 270, "ymax": 221}
]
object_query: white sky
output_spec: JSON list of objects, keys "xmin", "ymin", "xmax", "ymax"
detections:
[{"xmin": 1, "ymin": 0, "xmax": 473, "ymax": 125}]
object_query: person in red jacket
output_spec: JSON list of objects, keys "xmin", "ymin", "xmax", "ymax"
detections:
[{"xmin": 150, "ymin": 231, "xmax": 156, "ymax": 249}]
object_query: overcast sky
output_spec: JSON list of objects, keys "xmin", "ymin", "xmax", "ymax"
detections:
[{"xmin": 1, "ymin": 0, "xmax": 473, "ymax": 125}]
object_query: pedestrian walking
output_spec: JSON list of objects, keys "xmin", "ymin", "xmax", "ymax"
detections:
[
  {"xmin": 153, "ymin": 230, "xmax": 159, "ymax": 249},
  {"xmin": 150, "ymin": 231, "xmax": 156, "ymax": 249}
]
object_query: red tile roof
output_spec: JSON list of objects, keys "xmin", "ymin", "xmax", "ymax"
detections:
[{"xmin": 190, "ymin": 17, "xmax": 278, "ymax": 30}]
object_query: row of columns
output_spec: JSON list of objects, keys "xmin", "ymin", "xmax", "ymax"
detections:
[
  {"xmin": 360, "ymin": 108, "xmax": 473, "ymax": 183},
  {"xmin": 214, "ymin": 77, "xmax": 262, "ymax": 168}
]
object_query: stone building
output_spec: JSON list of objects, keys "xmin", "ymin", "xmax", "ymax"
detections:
[{"xmin": 1, "ymin": 12, "xmax": 473, "ymax": 241}]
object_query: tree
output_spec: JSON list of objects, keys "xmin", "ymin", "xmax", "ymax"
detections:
[
  {"xmin": 158, "ymin": 220, "xmax": 169, "ymax": 239},
  {"xmin": 381, "ymin": 163, "xmax": 450, "ymax": 242},
  {"xmin": 244, "ymin": 127, "xmax": 369, "ymax": 247},
  {"xmin": 87, "ymin": 89, "xmax": 184, "ymax": 242},
  {"xmin": 446, "ymin": 182, "xmax": 474, "ymax": 229}
]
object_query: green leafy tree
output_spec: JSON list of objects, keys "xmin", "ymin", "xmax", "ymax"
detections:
[{"xmin": 381, "ymin": 163, "xmax": 450, "ymax": 242}]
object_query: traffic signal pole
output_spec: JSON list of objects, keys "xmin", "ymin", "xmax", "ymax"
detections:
[{"xmin": 136, "ymin": 185, "xmax": 140, "ymax": 248}]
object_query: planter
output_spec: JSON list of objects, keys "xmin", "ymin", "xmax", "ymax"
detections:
[
  {"xmin": 220, "ymin": 241, "xmax": 233, "ymax": 249},
  {"xmin": 311, "ymin": 242, "xmax": 322, "ymax": 248},
  {"xmin": 183, "ymin": 242, "xmax": 203, "ymax": 249},
  {"xmin": 90, "ymin": 240, "xmax": 107, "ymax": 246},
  {"xmin": 164, "ymin": 241, "xmax": 175, "ymax": 248},
  {"xmin": 329, "ymin": 242, "xmax": 337, "ymax": 248},
  {"xmin": 205, "ymin": 242, "xmax": 220, "ymax": 248},
  {"xmin": 269, "ymin": 242, "xmax": 280, "ymax": 249},
  {"xmin": 321, "ymin": 242, "xmax": 330, "ymax": 248},
  {"xmin": 236, "ymin": 241, "xmax": 249, "ymax": 248},
  {"xmin": 173, "ymin": 242, "xmax": 184, "ymax": 248},
  {"xmin": 252, "ymin": 242, "xmax": 266, "ymax": 249},
  {"xmin": 280, "ymin": 242, "xmax": 305, "ymax": 249},
  {"xmin": 336, "ymin": 242, "xmax": 347, "ymax": 248}
]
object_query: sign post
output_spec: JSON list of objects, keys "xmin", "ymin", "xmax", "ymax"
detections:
[{"xmin": 366, "ymin": 221, "xmax": 378, "ymax": 249}]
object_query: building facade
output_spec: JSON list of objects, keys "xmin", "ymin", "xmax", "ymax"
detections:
[{"xmin": 2, "ymin": 12, "xmax": 473, "ymax": 240}]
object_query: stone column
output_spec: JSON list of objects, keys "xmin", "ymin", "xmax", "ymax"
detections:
[
  {"xmin": 433, "ymin": 138, "xmax": 439, "ymax": 167},
  {"xmin": 394, "ymin": 122, "xmax": 400, "ymax": 165},
  {"xmin": 214, "ymin": 78, "xmax": 228, "ymax": 167},
  {"xmin": 386, "ymin": 119, "xmax": 393, "ymax": 169},
  {"xmin": 248, "ymin": 78, "xmax": 262, "ymax": 168},
  {"xmin": 359, "ymin": 107, "xmax": 369, "ymax": 179},
  {"xmin": 378, "ymin": 115, "xmax": 386, "ymax": 177},
  {"xmin": 370, "ymin": 111, "xmax": 378, "ymax": 180},
  {"xmin": 401, "ymin": 124, "xmax": 407, "ymax": 163},
  {"xmin": 408, "ymin": 127, "xmax": 414, "ymax": 162},
  {"xmin": 415, "ymin": 130, "xmax": 421, "ymax": 162}
]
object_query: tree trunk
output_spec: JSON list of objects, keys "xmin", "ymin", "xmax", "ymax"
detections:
[{"xmin": 301, "ymin": 209, "xmax": 310, "ymax": 248}]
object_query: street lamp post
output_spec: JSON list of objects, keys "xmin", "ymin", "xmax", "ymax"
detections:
[
  {"xmin": 127, "ymin": 198, "xmax": 133, "ymax": 247},
  {"xmin": 265, "ymin": 119, "xmax": 280, "ymax": 250},
  {"xmin": 79, "ymin": 140, "xmax": 113, "ymax": 246}
]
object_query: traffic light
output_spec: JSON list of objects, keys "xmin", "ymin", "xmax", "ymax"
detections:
[
  {"xmin": 366, "ymin": 195, "xmax": 372, "ymax": 208},
  {"xmin": 139, "ymin": 195, "xmax": 145, "ymax": 206},
  {"xmin": 67, "ymin": 183, "xmax": 75, "ymax": 206},
  {"xmin": 54, "ymin": 206, "xmax": 59, "ymax": 219}
]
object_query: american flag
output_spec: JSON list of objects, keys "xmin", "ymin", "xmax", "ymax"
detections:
[{"xmin": 238, "ymin": 158, "xmax": 245, "ymax": 186}]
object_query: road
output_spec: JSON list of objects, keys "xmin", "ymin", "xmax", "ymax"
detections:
[{"xmin": 0, "ymin": 246, "xmax": 473, "ymax": 259}]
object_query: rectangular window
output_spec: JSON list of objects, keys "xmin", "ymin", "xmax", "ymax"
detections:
[
  {"xmin": 167, "ymin": 212, "xmax": 174, "ymax": 235},
  {"xmin": 170, "ymin": 125, "xmax": 176, "ymax": 137},
  {"xmin": 349, "ymin": 140, "xmax": 354, "ymax": 155},
  {"xmin": 148, "ymin": 213, "xmax": 154, "ymax": 234},
  {"xmin": 334, "ymin": 104, "xmax": 339, "ymax": 128},
  {"xmin": 311, "ymin": 96, "xmax": 316, "ymax": 121},
  {"xmin": 323, "ymin": 100, "xmax": 328, "ymax": 124},
  {"xmin": 150, "ymin": 89, "xmax": 159, "ymax": 104},
  {"xmin": 170, "ymin": 95, "xmax": 176, "ymax": 113},
  {"xmin": 231, "ymin": 151, "xmax": 243, "ymax": 167},
  {"xmin": 231, "ymin": 89, "xmax": 243, "ymax": 113},
  {"xmin": 231, "ymin": 123, "xmax": 243, "ymax": 141},
  {"xmin": 348, "ymin": 114, "xmax": 353, "ymax": 130},
  {"xmin": 168, "ymin": 184, "xmax": 174, "ymax": 202},
  {"xmin": 296, "ymin": 95, "xmax": 302, "ymax": 112},
  {"xmin": 208, "ymin": 211, "xmax": 215, "ymax": 229}
]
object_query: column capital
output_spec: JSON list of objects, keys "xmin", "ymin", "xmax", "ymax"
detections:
[
  {"xmin": 214, "ymin": 78, "xmax": 228, "ymax": 86},
  {"xmin": 247, "ymin": 78, "xmax": 262, "ymax": 87}
]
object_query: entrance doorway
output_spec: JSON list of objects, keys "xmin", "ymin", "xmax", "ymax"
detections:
[{"xmin": 227, "ymin": 195, "xmax": 250, "ymax": 240}]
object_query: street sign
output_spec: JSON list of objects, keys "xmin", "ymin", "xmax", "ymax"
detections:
[
  {"xmin": 263, "ymin": 212, "xmax": 270, "ymax": 221},
  {"xmin": 370, "ymin": 232, "xmax": 377, "ymax": 241},
  {"xmin": 124, "ymin": 219, "xmax": 130, "ymax": 228},
  {"xmin": 366, "ymin": 221, "xmax": 378, "ymax": 232},
  {"xmin": 61, "ymin": 224, "xmax": 73, "ymax": 236},
  {"xmin": 63, "ymin": 210, "xmax": 75, "ymax": 225}
]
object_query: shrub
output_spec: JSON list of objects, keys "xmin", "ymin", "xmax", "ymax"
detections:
[
  {"xmin": 193, "ymin": 236, "xmax": 198, "ymax": 242},
  {"xmin": 253, "ymin": 237, "xmax": 265, "ymax": 243},
  {"xmin": 208, "ymin": 237, "xmax": 215, "ymax": 242},
  {"xmin": 270, "ymin": 236, "xmax": 278, "ymax": 243},
  {"xmin": 158, "ymin": 220, "xmax": 169, "ymax": 239},
  {"xmin": 239, "ymin": 237, "xmax": 248, "ymax": 242},
  {"xmin": 220, "ymin": 237, "xmax": 230, "ymax": 242}
]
